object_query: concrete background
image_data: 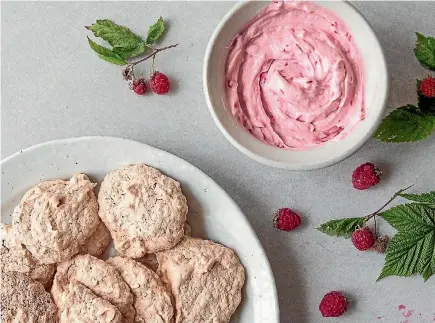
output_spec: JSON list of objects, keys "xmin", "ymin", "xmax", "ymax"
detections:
[{"xmin": 2, "ymin": 2, "xmax": 435, "ymax": 322}]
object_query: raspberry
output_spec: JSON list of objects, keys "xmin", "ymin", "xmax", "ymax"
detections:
[
  {"xmin": 370, "ymin": 235, "xmax": 389, "ymax": 253},
  {"xmin": 132, "ymin": 79, "xmax": 147, "ymax": 95},
  {"xmin": 319, "ymin": 291, "xmax": 348, "ymax": 317},
  {"xmin": 352, "ymin": 162, "xmax": 381, "ymax": 190},
  {"xmin": 150, "ymin": 72, "xmax": 170, "ymax": 95},
  {"xmin": 273, "ymin": 208, "xmax": 301, "ymax": 231},
  {"xmin": 420, "ymin": 76, "xmax": 435, "ymax": 98},
  {"xmin": 351, "ymin": 228, "xmax": 375, "ymax": 251}
]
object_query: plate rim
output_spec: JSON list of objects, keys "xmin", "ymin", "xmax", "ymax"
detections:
[{"xmin": 1, "ymin": 135, "xmax": 280, "ymax": 322}]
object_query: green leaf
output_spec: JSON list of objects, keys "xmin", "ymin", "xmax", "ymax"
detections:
[
  {"xmin": 399, "ymin": 191, "xmax": 435, "ymax": 205},
  {"xmin": 378, "ymin": 203, "xmax": 435, "ymax": 281},
  {"xmin": 414, "ymin": 32, "xmax": 435, "ymax": 71},
  {"xmin": 146, "ymin": 17, "xmax": 165, "ymax": 45},
  {"xmin": 113, "ymin": 43, "xmax": 147, "ymax": 60},
  {"xmin": 378, "ymin": 231, "xmax": 435, "ymax": 281},
  {"xmin": 87, "ymin": 37, "xmax": 127, "ymax": 65},
  {"xmin": 373, "ymin": 106, "xmax": 435, "ymax": 142},
  {"xmin": 417, "ymin": 79, "xmax": 435, "ymax": 115},
  {"xmin": 317, "ymin": 217, "xmax": 366, "ymax": 238},
  {"xmin": 87, "ymin": 20, "xmax": 146, "ymax": 59},
  {"xmin": 380, "ymin": 203, "xmax": 435, "ymax": 231}
]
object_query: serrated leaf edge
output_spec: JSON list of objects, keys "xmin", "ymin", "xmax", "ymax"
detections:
[
  {"xmin": 399, "ymin": 191, "xmax": 435, "ymax": 205},
  {"xmin": 146, "ymin": 16, "xmax": 165, "ymax": 45},
  {"xmin": 378, "ymin": 201, "xmax": 435, "ymax": 281},
  {"xmin": 378, "ymin": 230, "xmax": 435, "ymax": 281}
]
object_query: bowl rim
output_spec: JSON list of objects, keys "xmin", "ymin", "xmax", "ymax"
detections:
[{"xmin": 203, "ymin": 0, "xmax": 389, "ymax": 170}]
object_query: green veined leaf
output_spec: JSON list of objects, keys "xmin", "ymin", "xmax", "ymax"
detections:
[
  {"xmin": 317, "ymin": 217, "xmax": 366, "ymax": 238},
  {"xmin": 378, "ymin": 230, "xmax": 435, "ymax": 281},
  {"xmin": 378, "ymin": 202, "xmax": 435, "ymax": 281},
  {"xmin": 113, "ymin": 43, "xmax": 147, "ymax": 60},
  {"xmin": 373, "ymin": 106, "xmax": 435, "ymax": 143},
  {"xmin": 381, "ymin": 203, "xmax": 435, "ymax": 231},
  {"xmin": 87, "ymin": 20, "xmax": 147, "ymax": 59},
  {"xmin": 399, "ymin": 191, "xmax": 435, "ymax": 205},
  {"xmin": 87, "ymin": 37, "xmax": 127, "ymax": 65},
  {"xmin": 146, "ymin": 17, "xmax": 165, "ymax": 45},
  {"xmin": 414, "ymin": 32, "xmax": 435, "ymax": 71},
  {"xmin": 417, "ymin": 230, "xmax": 435, "ymax": 280}
]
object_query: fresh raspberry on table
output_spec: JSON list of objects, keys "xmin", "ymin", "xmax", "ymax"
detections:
[
  {"xmin": 132, "ymin": 78, "xmax": 147, "ymax": 95},
  {"xmin": 273, "ymin": 208, "xmax": 301, "ymax": 231},
  {"xmin": 150, "ymin": 72, "xmax": 170, "ymax": 95},
  {"xmin": 352, "ymin": 228, "xmax": 375, "ymax": 251},
  {"xmin": 352, "ymin": 162, "xmax": 381, "ymax": 190},
  {"xmin": 319, "ymin": 291, "xmax": 348, "ymax": 317},
  {"xmin": 420, "ymin": 76, "xmax": 435, "ymax": 98}
]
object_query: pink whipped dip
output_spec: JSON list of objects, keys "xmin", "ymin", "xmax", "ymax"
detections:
[{"xmin": 225, "ymin": 1, "xmax": 365, "ymax": 149}]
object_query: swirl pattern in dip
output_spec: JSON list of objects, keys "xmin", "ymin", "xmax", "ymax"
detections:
[{"xmin": 225, "ymin": 1, "xmax": 365, "ymax": 149}]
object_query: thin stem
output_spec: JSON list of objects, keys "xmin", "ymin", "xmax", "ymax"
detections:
[
  {"xmin": 365, "ymin": 185, "xmax": 414, "ymax": 222},
  {"xmin": 152, "ymin": 55, "xmax": 156, "ymax": 72},
  {"xmin": 374, "ymin": 213, "xmax": 377, "ymax": 238},
  {"xmin": 131, "ymin": 44, "xmax": 178, "ymax": 66}
]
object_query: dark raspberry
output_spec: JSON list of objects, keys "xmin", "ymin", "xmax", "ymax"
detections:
[
  {"xmin": 150, "ymin": 72, "xmax": 170, "ymax": 95},
  {"xmin": 352, "ymin": 162, "xmax": 381, "ymax": 190},
  {"xmin": 132, "ymin": 79, "xmax": 147, "ymax": 96},
  {"xmin": 351, "ymin": 228, "xmax": 375, "ymax": 251},
  {"xmin": 370, "ymin": 235, "xmax": 389, "ymax": 253},
  {"xmin": 319, "ymin": 291, "xmax": 348, "ymax": 317},
  {"xmin": 420, "ymin": 76, "xmax": 435, "ymax": 98},
  {"xmin": 273, "ymin": 208, "xmax": 301, "ymax": 231}
]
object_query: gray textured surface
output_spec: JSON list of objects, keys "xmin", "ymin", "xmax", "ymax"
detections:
[{"xmin": 1, "ymin": 1, "xmax": 435, "ymax": 322}]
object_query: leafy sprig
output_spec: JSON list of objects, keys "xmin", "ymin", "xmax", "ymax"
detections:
[
  {"xmin": 86, "ymin": 17, "xmax": 169, "ymax": 66},
  {"xmin": 317, "ymin": 188, "xmax": 435, "ymax": 281},
  {"xmin": 85, "ymin": 17, "xmax": 177, "ymax": 95},
  {"xmin": 374, "ymin": 33, "xmax": 435, "ymax": 143}
]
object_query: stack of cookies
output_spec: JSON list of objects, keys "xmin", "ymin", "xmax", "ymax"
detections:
[{"xmin": 1, "ymin": 164, "xmax": 245, "ymax": 323}]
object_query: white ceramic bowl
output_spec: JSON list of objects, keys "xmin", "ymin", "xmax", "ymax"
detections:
[{"xmin": 203, "ymin": 1, "xmax": 388, "ymax": 170}]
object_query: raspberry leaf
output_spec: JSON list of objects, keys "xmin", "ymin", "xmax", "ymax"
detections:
[
  {"xmin": 146, "ymin": 17, "xmax": 165, "ymax": 45},
  {"xmin": 317, "ymin": 217, "xmax": 366, "ymax": 238},
  {"xmin": 373, "ymin": 106, "xmax": 435, "ymax": 142},
  {"xmin": 380, "ymin": 203, "xmax": 435, "ymax": 232},
  {"xmin": 378, "ymin": 203, "xmax": 435, "ymax": 281},
  {"xmin": 378, "ymin": 231, "xmax": 435, "ymax": 281},
  {"xmin": 417, "ymin": 79, "xmax": 435, "ymax": 115},
  {"xmin": 86, "ymin": 20, "xmax": 147, "ymax": 59},
  {"xmin": 399, "ymin": 191, "xmax": 435, "ymax": 205},
  {"xmin": 87, "ymin": 37, "xmax": 127, "ymax": 65},
  {"xmin": 113, "ymin": 44, "xmax": 147, "ymax": 60},
  {"xmin": 414, "ymin": 33, "xmax": 435, "ymax": 71}
]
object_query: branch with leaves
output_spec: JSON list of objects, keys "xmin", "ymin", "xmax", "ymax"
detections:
[
  {"xmin": 374, "ymin": 33, "xmax": 435, "ymax": 142},
  {"xmin": 86, "ymin": 17, "xmax": 177, "ymax": 95},
  {"xmin": 86, "ymin": 17, "xmax": 169, "ymax": 65},
  {"xmin": 318, "ymin": 189, "xmax": 435, "ymax": 281}
]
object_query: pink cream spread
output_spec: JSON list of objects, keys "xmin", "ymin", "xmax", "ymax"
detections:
[{"xmin": 225, "ymin": 1, "xmax": 365, "ymax": 149}]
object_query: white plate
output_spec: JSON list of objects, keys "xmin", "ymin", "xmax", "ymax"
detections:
[{"xmin": 0, "ymin": 136, "xmax": 279, "ymax": 323}]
